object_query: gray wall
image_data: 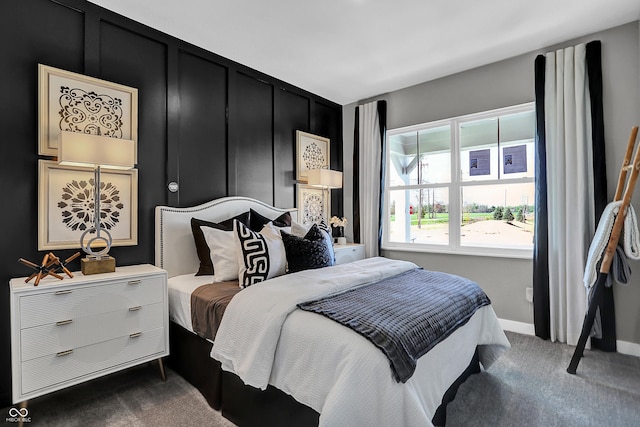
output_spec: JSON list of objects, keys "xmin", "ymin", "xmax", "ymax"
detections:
[{"xmin": 343, "ymin": 21, "xmax": 640, "ymax": 345}]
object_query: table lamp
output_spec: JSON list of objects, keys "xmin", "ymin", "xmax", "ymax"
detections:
[
  {"xmin": 58, "ymin": 131, "xmax": 135, "ymax": 274},
  {"xmin": 307, "ymin": 167, "xmax": 342, "ymax": 222}
]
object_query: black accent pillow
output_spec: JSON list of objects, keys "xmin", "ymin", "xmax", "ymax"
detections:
[
  {"xmin": 281, "ymin": 224, "xmax": 335, "ymax": 273},
  {"xmin": 310, "ymin": 219, "xmax": 336, "ymax": 264},
  {"xmin": 317, "ymin": 218, "xmax": 331, "ymax": 236},
  {"xmin": 191, "ymin": 211, "xmax": 250, "ymax": 276},
  {"xmin": 249, "ymin": 208, "xmax": 292, "ymax": 231},
  {"xmin": 319, "ymin": 226, "xmax": 336, "ymax": 265}
]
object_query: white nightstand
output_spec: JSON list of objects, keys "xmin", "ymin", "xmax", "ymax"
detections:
[
  {"xmin": 333, "ymin": 243, "xmax": 365, "ymax": 265},
  {"xmin": 9, "ymin": 264, "xmax": 169, "ymax": 405}
]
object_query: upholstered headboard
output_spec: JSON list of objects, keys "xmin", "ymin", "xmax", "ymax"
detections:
[{"xmin": 155, "ymin": 196, "xmax": 297, "ymax": 278}]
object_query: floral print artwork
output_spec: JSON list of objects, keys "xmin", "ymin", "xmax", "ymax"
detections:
[
  {"xmin": 302, "ymin": 142, "xmax": 325, "ymax": 171},
  {"xmin": 296, "ymin": 131, "xmax": 329, "ymax": 182},
  {"xmin": 58, "ymin": 87, "xmax": 125, "ymax": 138},
  {"xmin": 57, "ymin": 178, "xmax": 124, "ymax": 232},
  {"xmin": 39, "ymin": 160, "xmax": 137, "ymax": 250}
]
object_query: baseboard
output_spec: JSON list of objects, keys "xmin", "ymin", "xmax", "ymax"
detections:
[
  {"xmin": 616, "ymin": 340, "xmax": 640, "ymax": 357},
  {"xmin": 498, "ymin": 318, "xmax": 535, "ymax": 336},
  {"xmin": 498, "ymin": 318, "xmax": 640, "ymax": 357}
]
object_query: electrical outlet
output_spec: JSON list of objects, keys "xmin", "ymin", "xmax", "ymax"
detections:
[{"xmin": 525, "ymin": 287, "xmax": 533, "ymax": 303}]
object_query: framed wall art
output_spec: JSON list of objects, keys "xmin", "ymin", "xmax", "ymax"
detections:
[
  {"xmin": 38, "ymin": 160, "xmax": 138, "ymax": 250},
  {"xmin": 38, "ymin": 64, "xmax": 139, "ymax": 161},
  {"xmin": 297, "ymin": 184, "xmax": 330, "ymax": 226},
  {"xmin": 296, "ymin": 130, "xmax": 330, "ymax": 182}
]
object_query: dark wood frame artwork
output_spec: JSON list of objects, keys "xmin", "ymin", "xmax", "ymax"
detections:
[{"xmin": 168, "ymin": 321, "xmax": 479, "ymax": 427}]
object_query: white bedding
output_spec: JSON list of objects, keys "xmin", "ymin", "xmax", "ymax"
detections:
[
  {"xmin": 211, "ymin": 257, "xmax": 510, "ymax": 427},
  {"xmin": 168, "ymin": 273, "xmax": 213, "ymax": 333}
]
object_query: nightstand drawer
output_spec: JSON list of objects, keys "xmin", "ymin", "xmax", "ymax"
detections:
[
  {"xmin": 22, "ymin": 326, "xmax": 166, "ymax": 395},
  {"xmin": 19, "ymin": 275, "xmax": 164, "ymax": 328},
  {"xmin": 21, "ymin": 302, "xmax": 164, "ymax": 362},
  {"xmin": 334, "ymin": 244, "xmax": 365, "ymax": 265}
]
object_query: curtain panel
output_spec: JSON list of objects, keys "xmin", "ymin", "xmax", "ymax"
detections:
[
  {"xmin": 533, "ymin": 41, "xmax": 611, "ymax": 349},
  {"xmin": 353, "ymin": 100, "xmax": 387, "ymax": 258}
]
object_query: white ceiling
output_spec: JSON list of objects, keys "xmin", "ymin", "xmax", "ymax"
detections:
[{"xmin": 89, "ymin": 0, "xmax": 640, "ymax": 105}]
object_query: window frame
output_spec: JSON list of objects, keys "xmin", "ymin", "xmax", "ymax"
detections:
[{"xmin": 382, "ymin": 102, "xmax": 535, "ymax": 259}]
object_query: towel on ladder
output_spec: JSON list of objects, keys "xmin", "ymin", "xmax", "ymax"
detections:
[
  {"xmin": 583, "ymin": 200, "xmax": 640, "ymax": 290},
  {"xmin": 583, "ymin": 200, "xmax": 640, "ymax": 338}
]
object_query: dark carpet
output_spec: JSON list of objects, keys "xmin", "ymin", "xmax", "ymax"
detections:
[
  {"xmin": 3, "ymin": 332, "xmax": 639, "ymax": 426},
  {"xmin": 1, "ymin": 362, "xmax": 234, "ymax": 427},
  {"xmin": 446, "ymin": 331, "xmax": 640, "ymax": 427}
]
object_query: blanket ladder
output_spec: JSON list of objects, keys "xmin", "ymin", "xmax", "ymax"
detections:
[{"xmin": 567, "ymin": 126, "xmax": 640, "ymax": 374}]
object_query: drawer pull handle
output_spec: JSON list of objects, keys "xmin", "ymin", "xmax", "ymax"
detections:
[
  {"xmin": 128, "ymin": 280, "xmax": 141, "ymax": 285},
  {"xmin": 55, "ymin": 319, "xmax": 73, "ymax": 326},
  {"xmin": 56, "ymin": 349, "xmax": 73, "ymax": 357},
  {"xmin": 55, "ymin": 290, "xmax": 72, "ymax": 295},
  {"xmin": 129, "ymin": 332, "xmax": 142, "ymax": 338},
  {"xmin": 129, "ymin": 306, "xmax": 142, "ymax": 311}
]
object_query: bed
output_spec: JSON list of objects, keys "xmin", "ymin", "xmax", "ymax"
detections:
[{"xmin": 155, "ymin": 196, "xmax": 510, "ymax": 426}]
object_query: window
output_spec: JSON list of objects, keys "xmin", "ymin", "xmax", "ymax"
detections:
[{"xmin": 384, "ymin": 103, "xmax": 535, "ymax": 258}]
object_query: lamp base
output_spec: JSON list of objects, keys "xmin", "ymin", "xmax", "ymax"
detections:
[{"xmin": 81, "ymin": 256, "xmax": 116, "ymax": 275}]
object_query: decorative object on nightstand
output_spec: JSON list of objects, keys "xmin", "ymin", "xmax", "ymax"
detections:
[
  {"xmin": 57, "ymin": 131, "xmax": 135, "ymax": 274},
  {"xmin": 329, "ymin": 216, "xmax": 348, "ymax": 245},
  {"xmin": 9, "ymin": 264, "xmax": 169, "ymax": 407},
  {"xmin": 19, "ymin": 254, "xmax": 62, "ymax": 286},
  {"xmin": 46, "ymin": 251, "xmax": 81, "ymax": 278},
  {"xmin": 307, "ymin": 167, "xmax": 343, "ymax": 222},
  {"xmin": 18, "ymin": 251, "xmax": 80, "ymax": 286}
]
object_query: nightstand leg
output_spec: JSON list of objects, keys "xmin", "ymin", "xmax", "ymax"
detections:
[
  {"xmin": 157, "ymin": 358, "xmax": 166, "ymax": 382},
  {"xmin": 18, "ymin": 400, "xmax": 28, "ymax": 427}
]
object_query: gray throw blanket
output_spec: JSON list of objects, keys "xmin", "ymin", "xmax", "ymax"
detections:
[{"xmin": 298, "ymin": 268, "xmax": 490, "ymax": 383}]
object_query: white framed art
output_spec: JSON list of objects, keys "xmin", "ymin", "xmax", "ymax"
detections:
[
  {"xmin": 296, "ymin": 130, "xmax": 330, "ymax": 182},
  {"xmin": 38, "ymin": 160, "xmax": 138, "ymax": 250},
  {"xmin": 38, "ymin": 64, "xmax": 139, "ymax": 161},
  {"xmin": 297, "ymin": 184, "xmax": 330, "ymax": 226}
]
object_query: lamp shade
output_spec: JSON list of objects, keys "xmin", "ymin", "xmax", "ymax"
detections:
[
  {"xmin": 307, "ymin": 168, "xmax": 343, "ymax": 189},
  {"xmin": 58, "ymin": 131, "xmax": 135, "ymax": 170}
]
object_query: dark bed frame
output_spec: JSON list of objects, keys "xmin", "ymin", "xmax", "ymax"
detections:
[
  {"xmin": 158, "ymin": 198, "xmax": 481, "ymax": 426},
  {"xmin": 168, "ymin": 321, "xmax": 480, "ymax": 427}
]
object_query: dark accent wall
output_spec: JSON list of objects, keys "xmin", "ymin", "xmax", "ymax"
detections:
[{"xmin": 0, "ymin": 0, "xmax": 342, "ymax": 406}]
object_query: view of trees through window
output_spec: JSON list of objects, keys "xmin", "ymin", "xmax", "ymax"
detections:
[{"xmin": 384, "ymin": 104, "xmax": 535, "ymax": 256}]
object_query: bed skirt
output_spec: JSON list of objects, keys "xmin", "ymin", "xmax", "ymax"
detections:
[
  {"xmin": 167, "ymin": 321, "xmax": 479, "ymax": 426},
  {"xmin": 168, "ymin": 321, "xmax": 223, "ymax": 410}
]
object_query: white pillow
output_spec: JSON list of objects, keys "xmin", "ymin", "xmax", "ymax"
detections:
[
  {"xmin": 257, "ymin": 219, "xmax": 307, "ymax": 238},
  {"xmin": 234, "ymin": 220, "xmax": 287, "ymax": 288},
  {"xmin": 201, "ymin": 226, "xmax": 239, "ymax": 282},
  {"xmin": 291, "ymin": 220, "xmax": 311, "ymax": 237}
]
